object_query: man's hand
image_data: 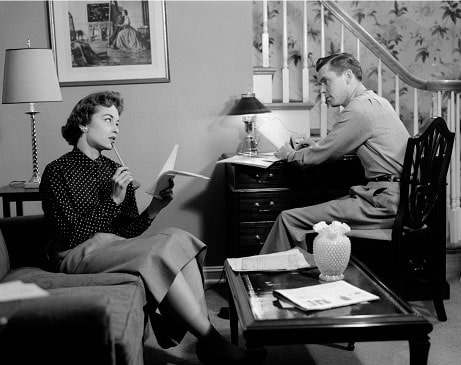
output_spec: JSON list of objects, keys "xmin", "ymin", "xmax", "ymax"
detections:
[
  {"xmin": 147, "ymin": 178, "xmax": 174, "ymax": 219},
  {"xmin": 293, "ymin": 137, "xmax": 317, "ymax": 150},
  {"xmin": 275, "ymin": 142, "xmax": 295, "ymax": 160}
]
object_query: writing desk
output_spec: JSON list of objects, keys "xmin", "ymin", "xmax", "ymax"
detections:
[
  {"xmin": 0, "ymin": 185, "xmax": 40, "ymax": 217},
  {"xmin": 223, "ymin": 153, "xmax": 366, "ymax": 257}
]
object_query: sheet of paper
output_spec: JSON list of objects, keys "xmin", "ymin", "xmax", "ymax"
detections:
[
  {"xmin": 273, "ymin": 280, "xmax": 379, "ymax": 312},
  {"xmin": 227, "ymin": 248, "xmax": 313, "ymax": 272},
  {"xmin": 0, "ymin": 281, "xmax": 49, "ymax": 302},
  {"xmin": 216, "ymin": 154, "xmax": 280, "ymax": 168},
  {"xmin": 145, "ymin": 145, "xmax": 210, "ymax": 197},
  {"xmin": 258, "ymin": 118, "xmax": 295, "ymax": 149}
]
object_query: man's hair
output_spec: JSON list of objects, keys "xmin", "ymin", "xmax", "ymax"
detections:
[
  {"xmin": 62, "ymin": 91, "xmax": 124, "ymax": 146},
  {"xmin": 315, "ymin": 53, "xmax": 362, "ymax": 81}
]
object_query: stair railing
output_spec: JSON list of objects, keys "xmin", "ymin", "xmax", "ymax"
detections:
[{"xmin": 255, "ymin": 0, "xmax": 461, "ymax": 246}]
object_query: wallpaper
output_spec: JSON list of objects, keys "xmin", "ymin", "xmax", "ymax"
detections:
[{"xmin": 253, "ymin": 1, "xmax": 461, "ymax": 128}]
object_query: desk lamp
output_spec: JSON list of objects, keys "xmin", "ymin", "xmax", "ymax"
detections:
[
  {"xmin": 2, "ymin": 40, "xmax": 62, "ymax": 188},
  {"xmin": 228, "ymin": 91, "xmax": 271, "ymax": 156}
]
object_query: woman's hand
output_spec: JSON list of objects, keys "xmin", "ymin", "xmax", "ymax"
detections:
[
  {"xmin": 147, "ymin": 178, "xmax": 174, "ymax": 219},
  {"xmin": 112, "ymin": 166, "xmax": 133, "ymax": 205}
]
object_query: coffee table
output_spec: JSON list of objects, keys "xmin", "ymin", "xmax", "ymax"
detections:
[{"xmin": 225, "ymin": 256, "xmax": 433, "ymax": 365}]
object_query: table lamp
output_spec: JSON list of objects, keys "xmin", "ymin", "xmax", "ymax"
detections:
[
  {"xmin": 228, "ymin": 91, "xmax": 271, "ymax": 156},
  {"xmin": 2, "ymin": 40, "xmax": 62, "ymax": 188}
]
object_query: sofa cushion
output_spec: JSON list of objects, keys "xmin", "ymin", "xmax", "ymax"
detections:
[
  {"xmin": 4, "ymin": 267, "xmax": 142, "ymax": 289},
  {"xmin": 1, "ymin": 295, "xmax": 115, "ymax": 365},
  {"xmin": 48, "ymin": 282, "xmax": 147, "ymax": 365},
  {"xmin": 0, "ymin": 229, "xmax": 10, "ymax": 281}
]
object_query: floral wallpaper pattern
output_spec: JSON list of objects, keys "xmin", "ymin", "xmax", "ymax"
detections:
[{"xmin": 253, "ymin": 1, "xmax": 461, "ymax": 129}]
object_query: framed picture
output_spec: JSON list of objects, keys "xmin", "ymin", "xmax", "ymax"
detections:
[{"xmin": 47, "ymin": 0, "xmax": 170, "ymax": 86}]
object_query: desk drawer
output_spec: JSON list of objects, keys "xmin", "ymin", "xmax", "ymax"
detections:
[
  {"xmin": 237, "ymin": 222, "xmax": 273, "ymax": 257},
  {"xmin": 226, "ymin": 163, "xmax": 288, "ymax": 189},
  {"xmin": 238, "ymin": 191, "xmax": 303, "ymax": 221}
]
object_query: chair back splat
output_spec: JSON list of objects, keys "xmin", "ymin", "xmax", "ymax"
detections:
[{"xmin": 349, "ymin": 117, "xmax": 454, "ymax": 322}]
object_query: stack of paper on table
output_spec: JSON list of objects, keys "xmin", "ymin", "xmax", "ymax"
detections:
[
  {"xmin": 273, "ymin": 280, "xmax": 379, "ymax": 312},
  {"xmin": 145, "ymin": 144, "xmax": 210, "ymax": 198},
  {"xmin": 227, "ymin": 248, "xmax": 314, "ymax": 272},
  {"xmin": 0, "ymin": 280, "xmax": 49, "ymax": 302},
  {"xmin": 216, "ymin": 153, "xmax": 280, "ymax": 169}
]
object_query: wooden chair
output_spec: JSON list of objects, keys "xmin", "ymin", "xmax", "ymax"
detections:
[{"xmin": 348, "ymin": 117, "xmax": 454, "ymax": 321}]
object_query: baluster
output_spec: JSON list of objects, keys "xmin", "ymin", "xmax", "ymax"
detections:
[
  {"xmin": 394, "ymin": 76, "xmax": 400, "ymax": 117},
  {"xmin": 413, "ymin": 88, "xmax": 418, "ymax": 136},
  {"xmin": 454, "ymin": 93, "xmax": 461, "ymax": 222},
  {"xmin": 302, "ymin": 0, "xmax": 309, "ymax": 103},
  {"xmin": 437, "ymin": 91, "xmax": 442, "ymax": 117},
  {"xmin": 262, "ymin": 0, "xmax": 269, "ymax": 67},
  {"xmin": 448, "ymin": 93, "xmax": 460, "ymax": 243},
  {"xmin": 447, "ymin": 97, "xmax": 452, "ymax": 240},
  {"xmin": 340, "ymin": 24, "xmax": 344, "ymax": 52},
  {"xmin": 320, "ymin": 3, "xmax": 327, "ymax": 137},
  {"xmin": 356, "ymin": 38, "xmax": 360, "ymax": 61},
  {"xmin": 430, "ymin": 93, "xmax": 437, "ymax": 117},
  {"xmin": 377, "ymin": 58, "xmax": 382, "ymax": 96},
  {"xmin": 282, "ymin": 0, "xmax": 289, "ymax": 103},
  {"xmin": 320, "ymin": 87, "xmax": 328, "ymax": 137},
  {"xmin": 452, "ymin": 92, "xmax": 461, "ymax": 242},
  {"xmin": 320, "ymin": 4, "xmax": 325, "ymax": 57}
]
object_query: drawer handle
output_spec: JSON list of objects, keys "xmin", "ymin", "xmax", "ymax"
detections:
[
  {"xmin": 255, "ymin": 235, "xmax": 264, "ymax": 245},
  {"xmin": 254, "ymin": 201, "xmax": 274, "ymax": 212},
  {"xmin": 255, "ymin": 173, "xmax": 274, "ymax": 184}
]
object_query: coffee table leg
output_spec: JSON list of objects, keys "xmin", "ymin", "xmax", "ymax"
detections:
[
  {"xmin": 227, "ymin": 286, "xmax": 238, "ymax": 346},
  {"xmin": 409, "ymin": 336, "xmax": 430, "ymax": 365}
]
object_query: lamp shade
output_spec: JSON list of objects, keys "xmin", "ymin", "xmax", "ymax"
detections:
[
  {"xmin": 228, "ymin": 92, "xmax": 271, "ymax": 116},
  {"xmin": 2, "ymin": 48, "xmax": 62, "ymax": 104}
]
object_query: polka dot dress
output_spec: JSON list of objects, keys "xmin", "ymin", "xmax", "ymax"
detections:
[{"xmin": 40, "ymin": 147, "xmax": 152, "ymax": 252}]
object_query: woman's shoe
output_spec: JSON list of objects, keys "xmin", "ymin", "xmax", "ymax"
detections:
[{"xmin": 149, "ymin": 312, "xmax": 179, "ymax": 349}]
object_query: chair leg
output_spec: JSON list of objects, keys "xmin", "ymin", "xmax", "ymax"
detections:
[{"xmin": 433, "ymin": 297, "xmax": 447, "ymax": 322}]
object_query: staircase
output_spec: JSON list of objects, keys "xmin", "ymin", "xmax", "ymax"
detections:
[{"xmin": 252, "ymin": 0, "xmax": 461, "ymax": 247}]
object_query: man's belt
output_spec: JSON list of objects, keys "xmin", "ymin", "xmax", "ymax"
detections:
[{"xmin": 368, "ymin": 175, "xmax": 401, "ymax": 182}]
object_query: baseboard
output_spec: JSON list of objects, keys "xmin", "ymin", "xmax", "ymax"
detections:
[
  {"xmin": 446, "ymin": 248, "xmax": 461, "ymax": 282},
  {"xmin": 204, "ymin": 265, "xmax": 225, "ymax": 286}
]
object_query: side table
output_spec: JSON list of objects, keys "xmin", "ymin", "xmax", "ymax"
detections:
[{"xmin": 0, "ymin": 185, "xmax": 41, "ymax": 217}]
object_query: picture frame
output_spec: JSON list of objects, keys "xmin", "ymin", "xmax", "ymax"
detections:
[{"xmin": 47, "ymin": 0, "xmax": 170, "ymax": 86}]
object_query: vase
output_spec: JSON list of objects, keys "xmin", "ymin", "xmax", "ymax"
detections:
[{"xmin": 313, "ymin": 229, "xmax": 351, "ymax": 282}]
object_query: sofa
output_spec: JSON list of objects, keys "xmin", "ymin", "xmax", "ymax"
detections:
[{"xmin": 0, "ymin": 214, "xmax": 150, "ymax": 365}]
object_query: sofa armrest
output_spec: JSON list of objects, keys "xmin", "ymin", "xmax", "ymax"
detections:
[
  {"xmin": 0, "ymin": 214, "xmax": 49, "ymax": 269},
  {"xmin": 0, "ymin": 295, "xmax": 115, "ymax": 365}
]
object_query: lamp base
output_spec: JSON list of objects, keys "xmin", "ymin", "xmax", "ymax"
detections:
[
  {"xmin": 24, "ymin": 181, "xmax": 40, "ymax": 189},
  {"xmin": 238, "ymin": 135, "xmax": 258, "ymax": 157}
]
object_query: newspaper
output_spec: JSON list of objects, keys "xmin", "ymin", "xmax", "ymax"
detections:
[
  {"xmin": 273, "ymin": 280, "xmax": 379, "ymax": 312},
  {"xmin": 145, "ymin": 144, "xmax": 210, "ymax": 198},
  {"xmin": 227, "ymin": 248, "xmax": 313, "ymax": 272},
  {"xmin": 0, "ymin": 281, "xmax": 49, "ymax": 302}
]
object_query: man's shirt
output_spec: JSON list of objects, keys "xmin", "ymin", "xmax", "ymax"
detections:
[{"xmin": 287, "ymin": 85, "xmax": 410, "ymax": 180}]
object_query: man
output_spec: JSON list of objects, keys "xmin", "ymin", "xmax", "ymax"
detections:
[{"xmin": 260, "ymin": 53, "xmax": 410, "ymax": 254}]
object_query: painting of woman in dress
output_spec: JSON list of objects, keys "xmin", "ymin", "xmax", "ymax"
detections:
[{"xmin": 114, "ymin": 9, "xmax": 147, "ymax": 51}]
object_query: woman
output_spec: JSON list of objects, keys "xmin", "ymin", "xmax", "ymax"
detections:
[{"xmin": 40, "ymin": 91, "xmax": 259, "ymax": 364}]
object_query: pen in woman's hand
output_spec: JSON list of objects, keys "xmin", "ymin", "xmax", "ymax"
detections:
[{"xmin": 112, "ymin": 144, "xmax": 141, "ymax": 190}]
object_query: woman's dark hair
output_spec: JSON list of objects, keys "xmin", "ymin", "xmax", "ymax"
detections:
[
  {"xmin": 315, "ymin": 53, "xmax": 362, "ymax": 81},
  {"xmin": 61, "ymin": 91, "xmax": 124, "ymax": 146}
]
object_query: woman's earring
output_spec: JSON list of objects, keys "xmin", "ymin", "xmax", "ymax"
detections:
[{"xmin": 81, "ymin": 126, "xmax": 88, "ymax": 132}]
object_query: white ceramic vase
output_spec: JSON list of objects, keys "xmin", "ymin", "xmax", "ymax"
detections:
[{"xmin": 313, "ymin": 221, "xmax": 351, "ymax": 281}]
